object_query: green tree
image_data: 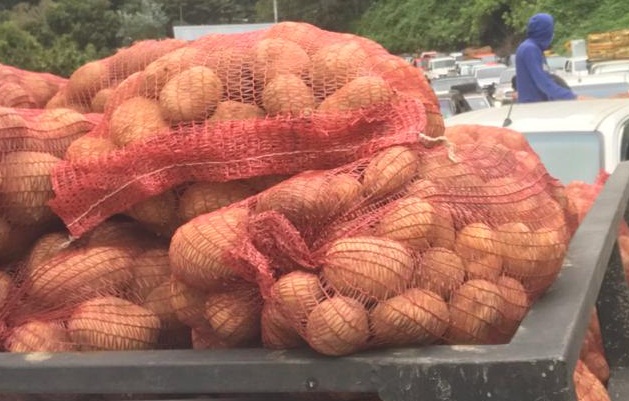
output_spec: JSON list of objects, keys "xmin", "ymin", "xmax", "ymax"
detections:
[
  {"xmin": 254, "ymin": 0, "xmax": 373, "ymax": 32},
  {"xmin": 117, "ymin": 0, "xmax": 169, "ymax": 45},
  {"xmin": 0, "ymin": 20, "xmax": 45, "ymax": 71},
  {"xmin": 45, "ymin": 0, "xmax": 122, "ymax": 55}
]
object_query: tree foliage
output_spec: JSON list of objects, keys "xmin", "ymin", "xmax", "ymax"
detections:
[{"xmin": 2, "ymin": 0, "xmax": 629, "ymax": 77}]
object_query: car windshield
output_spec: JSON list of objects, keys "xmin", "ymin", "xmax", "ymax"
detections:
[
  {"xmin": 431, "ymin": 59, "xmax": 455, "ymax": 69},
  {"xmin": 572, "ymin": 82, "xmax": 629, "ymax": 98},
  {"xmin": 475, "ymin": 66, "xmax": 507, "ymax": 79},
  {"xmin": 523, "ymin": 131, "xmax": 603, "ymax": 184}
]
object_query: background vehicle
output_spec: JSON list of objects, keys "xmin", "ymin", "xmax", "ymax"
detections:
[
  {"xmin": 456, "ymin": 59, "xmax": 483, "ymax": 75},
  {"xmin": 445, "ymin": 98, "xmax": 629, "ymax": 184},
  {"xmin": 590, "ymin": 59, "xmax": 629, "ymax": 75},
  {"xmin": 472, "ymin": 63, "xmax": 508, "ymax": 89},
  {"xmin": 426, "ymin": 56, "xmax": 457, "ymax": 80},
  {"xmin": 430, "ymin": 75, "xmax": 479, "ymax": 95},
  {"xmin": 564, "ymin": 73, "xmax": 629, "ymax": 98},
  {"xmin": 492, "ymin": 67, "xmax": 517, "ymax": 106}
]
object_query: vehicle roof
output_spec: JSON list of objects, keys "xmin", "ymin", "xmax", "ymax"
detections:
[
  {"xmin": 444, "ymin": 98, "xmax": 629, "ymax": 132},
  {"xmin": 590, "ymin": 59, "xmax": 629, "ymax": 67}
]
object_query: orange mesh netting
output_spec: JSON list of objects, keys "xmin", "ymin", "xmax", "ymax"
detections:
[
  {"xmin": 0, "ymin": 64, "xmax": 67, "ymax": 109},
  {"xmin": 159, "ymin": 125, "xmax": 576, "ymax": 354},
  {"xmin": 48, "ymin": 22, "xmax": 441, "ymax": 238}
]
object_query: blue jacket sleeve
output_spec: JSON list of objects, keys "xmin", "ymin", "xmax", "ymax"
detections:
[{"xmin": 520, "ymin": 46, "xmax": 577, "ymax": 100}]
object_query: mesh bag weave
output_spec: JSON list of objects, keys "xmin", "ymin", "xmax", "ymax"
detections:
[
  {"xmin": 48, "ymin": 22, "xmax": 442, "ymax": 238},
  {"xmin": 0, "ymin": 64, "xmax": 67, "ymax": 109}
]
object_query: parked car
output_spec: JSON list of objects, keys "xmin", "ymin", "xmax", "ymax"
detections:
[
  {"xmin": 426, "ymin": 56, "xmax": 457, "ymax": 80},
  {"xmin": 456, "ymin": 59, "xmax": 483, "ymax": 76},
  {"xmin": 444, "ymin": 98, "xmax": 629, "ymax": 184},
  {"xmin": 472, "ymin": 63, "xmax": 508, "ymax": 89},
  {"xmin": 430, "ymin": 75, "xmax": 480, "ymax": 95},
  {"xmin": 590, "ymin": 59, "xmax": 629, "ymax": 75},
  {"xmin": 564, "ymin": 73, "xmax": 629, "ymax": 98},
  {"xmin": 562, "ymin": 57, "xmax": 589, "ymax": 77},
  {"xmin": 462, "ymin": 92, "xmax": 493, "ymax": 110},
  {"xmin": 492, "ymin": 67, "xmax": 517, "ymax": 106}
]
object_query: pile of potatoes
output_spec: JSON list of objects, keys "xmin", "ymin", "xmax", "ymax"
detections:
[
  {"xmin": 165, "ymin": 125, "xmax": 572, "ymax": 356},
  {"xmin": 57, "ymin": 21, "xmax": 440, "ymax": 155},
  {"xmin": 0, "ymin": 64, "xmax": 67, "ymax": 109},
  {"xmin": 0, "ymin": 107, "xmax": 100, "ymax": 263}
]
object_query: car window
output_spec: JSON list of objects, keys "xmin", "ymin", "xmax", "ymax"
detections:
[
  {"xmin": 439, "ymin": 99, "xmax": 455, "ymax": 119},
  {"xmin": 465, "ymin": 97, "xmax": 490, "ymax": 110},
  {"xmin": 523, "ymin": 131, "xmax": 603, "ymax": 184}
]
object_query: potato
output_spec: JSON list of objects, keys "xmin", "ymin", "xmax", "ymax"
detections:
[
  {"xmin": 495, "ymin": 222, "xmax": 566, "ymax": 294},
  {"xmin": 178, "ymin": 181, "xmax": 256, "ymax": 222},
  {"xmin": 262, "ymin": 74, "xmax": 315, "ymax": 116},
  {"xmin": 169, "ymin": 206, "xmax": 248, "ymax": 290},
  {"xmin": 68, "ymin": 296, "xmax": 161, "ymax": 351},
  {"xmin": 415, "ymin": 247, "xmax": 465, "ymax": 300},
  {"xmin": 209, "ymin": 100, "xmax": 265, "ymax": 121},
  {"xmin": 127, "ymin": 247, "xmax": 171, "ymax": 302},
  {"xmin": 65, "ymin": 136, "xmax": 116, "ymax": 162},
  {"xmin": 91, "ymin": 88, "xmax": 114, "ymax": 112},
  {"xmin": 271, "ymin": 271, "xmax": 326, "ymax": 324},
  {"xmin": 204, "ymin": 284, "xmax": 262, "ymax": 346},
  {"xmin": 454, "ymin": 222, "xmax": 500, "ymax": 260},
  {"xmin": 262, "ymin": 21, "xmax": 322, "ymax": 55},
  {"xmin": 261, "ymin": 301, "xmax": 304, "ymax": 349},
  {"xmin": 142, "ymin": 281, "xmax": 185, "ymax": 330},
  {"xmin": 109, "ymin": 38, "xmax": 187, "ymax": 80},
  {"xmin": 0, "ymin": 217, "xmax": 10, "ymax": 252},
  {"xmin": 169, "ymin": 277, "xmax": 210, "ymax": 329},
  {"xmin": 464, "ymin": 254, "xmax": 503, "ymax": 281},
  {"xmin": 34, "ymin": 108, "xmax": 92, "ymax": 139},
  {"xmin": 253, "ymin": 38, "xmax": 310, "ymax": 84},
  {"xmin": 318, "ymin": 76, "xmax": 394, "ymax": 112},
  {"xmin": 85, "ymin": 219, "xmax": 151, "ymax": 248},
  {"xmin": 244, "ymin": 174, "xmax": 291, "ymax": 192},
  {"xmin": 28, "ymin": 246, "xmax": 134, "ymax": 306},
  {"xmin": 305, "ymin": 296, "xmax": 369, "ymax": 356},
  {"xmin": 201, "ymin": 45, "xmax": 256, "ymax": 104},
  {"xmin": 109, "ymin": 96, "xmax": 169, "ymax": 147},
  {"xmin": 362, "ymin": 146, "xmax": 419, "ymax": 198},
  {"xmin": 376, "ymin": 197, "xmax": 455, "ymax": 251},
  {"xmin": 159, "ymin": 66, "xmax": 223, "ymax": 122},
  {"xmin": 20, "ymin": 74, "xmax": 62, "ymax": 107},
  {"xmin": 125, "ymin": 190, "xmax": 180, "ymax": 237},
  {"xmin": 416, "ymin": 149, "xmax": 479, "ymax": 185},
  {"xmin": 311, "ymin": 42, "xmax": 368, "ymax": 98},
  {"xmin": 448, "ymin": 279, "xmax": 505, "ymax": 344},
  {"xmin": 0, "ymin": 151, "xmax": 60, "ymax": 226},
  {"xmin": 191, "ymin": 326, "xmax": 229, "ymax": 350},
  {"xmin": 5, "ymin": 320, "xmax": 75, "ymax": 352},
  {"xmin": 495, "ymin": 276, "xmax": 529, "ymax": 342},
  {"xmin": 322, "ymin": 236, "xmax": 414, "ymax": 302},
  {"xmin": 24, "ymin": 231, "xmax": 72, "ymax": 274},
  {"xmin": 255, "ymin": 171, "xmax": 361, "ymax": 228},
  {"xmin": 0, "ymin": 82, "xmax": 36, "ymax": 108},
  {"xmin": 67, "ymin": 60, "xmax": 108, "ymax": 102},
  {"xmin": 370, "ymin": 288, "xmax": 449, "ymax": 346},
  {"xmin": 139, "ymin": 47, "xmax": 202, "ymax": 98}
]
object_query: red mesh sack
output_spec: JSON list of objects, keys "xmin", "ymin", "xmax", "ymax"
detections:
[
  {"xmin": 48, "ymin": 22, "xmax": 438, "ymax": 238},
  {"xmin": 1, "ymin": 218, "xmax": 198, "ymax": 352},
  {"xmin": 580, "ymin": 309, "xmax": 610, "ymax": 385},
  {"xmin": 46, "ymin": 38, "xmax": 187, "ymax": 113},
  {"xmin": 0, "ymin": 63, "xmax": 67, "ymax": 109},
  {"xmin": 162, "ymin": 125, "xmax": 575, "ymax": 355},
  {"xmin": 574, "ymin": 359, "xmax": 611, "ymax": 401},
  {"xmin": 0, "ymin": 107, "xmax": 101, "ymax": 263}
]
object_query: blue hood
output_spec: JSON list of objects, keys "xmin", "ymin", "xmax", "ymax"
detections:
[{"xmin": 527, "ymin": 13, "xmax": 554, "ymax": 50}]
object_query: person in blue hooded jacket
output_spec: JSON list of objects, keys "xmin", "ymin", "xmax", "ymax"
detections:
[{"xmin": 515, "ymin": 13, "xmax": 579, "ymax": 103}]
